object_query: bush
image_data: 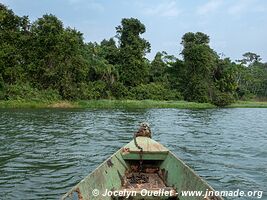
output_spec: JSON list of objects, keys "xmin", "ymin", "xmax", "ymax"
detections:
[
  {"xmin": 0, "ymin": 76, "xmax": 5, "ymax": 100},
  {"xmin": 130, "ymin": 83, "xmax": 182, "ymax": 100},
  {"xmin": 110, "ymin": 82, "xmax": 129, "ymax": 99},
  {"xmin": 183, "ymin": 80, "xmax": 210, "ymax": 103},
  {"xmin": 211, "ymin": 91, "xmax": 234, "ymax": 107},
  {"xmin": 4, "ymin": 83, "xmax": 60, "ymax": 101},
  {"xmin": 235, "ymin": 87, "xmax": 255, "ymax": 101},
  {"xmin": 40, "ymin": 88, "xmax": 61, "ymax": 101},
  {"xmin": 78, "ymin": 81, "xmax": 110, "ymax": 100}
]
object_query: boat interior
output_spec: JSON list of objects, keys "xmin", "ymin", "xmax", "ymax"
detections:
[
  {"xmin": 118, "ymin": 138, "xmax": 178, "ymax": 200},
  {"xmin": 63, "ymin": 137, "xmax": 221, "ymax": 200},
  {"xmin": 118, "ymin": 160, "xmax": 178, "ymax": 200}
]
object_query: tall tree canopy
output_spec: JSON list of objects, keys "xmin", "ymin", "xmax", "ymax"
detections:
[
  {"xmin": 29, "ymin": 14, "xmax": 89, "ymax": 99},
  {"xmin": 0, "ymin": 4, "xmax": 30, "ymax": 84},
  {"xmin": 116, "ymin": 18, "xmax": 151, "ymax": 86},
  {"xmin": 0, "ymin": 3, "xmax": 266, "ymax": 105},
  {"xmin": 180, "ymin": 32, "xmax": 217, "ymax": 102}
]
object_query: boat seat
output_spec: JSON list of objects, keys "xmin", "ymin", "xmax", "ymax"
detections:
[{"xmin": 121, "ymin": 137, "xmax": 169, "ymax": 160}]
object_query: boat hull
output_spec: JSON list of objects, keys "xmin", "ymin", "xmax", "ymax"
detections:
[{"xmin": 62, "ymin": 137, "xmax": 223, "ymax": 200}]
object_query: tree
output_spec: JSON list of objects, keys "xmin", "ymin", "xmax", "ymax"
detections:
[
  {"xmin": 116, "ymin": 18, "xmax": 151, "ymax": 86},
  {"xmin": 235, "ymin": 53, "xmax": 267, "ymax": 99},
  {"xmin": 0, "ymin": 4, "xmax": 30, "ymax": 84},
  {"xmin": 29, "ymin": 14, "xmax": 89, "ymax": 99},
  {"xmin": 85, "ymin": 42, "xmax": 118, "ymax": 86},
  {"xmin": 149, "ymin": 52, "xmax": 169, "ymax": 83},
  {"xmin": 210, "ymin": 58, "xmax": 238, "ymax": 106},
  {"xmin": 1, "ymin": 3, "xmax": 266, "ymax": 102},
  {"xmin": 180, "ymin": 32, "xmax": 217, "ymax": 102},
  {"xmin": 98, "ymin": 38, "xmax": 120, "ymax": 87},
  {"xmin": 213, "ymin": 58, "xmax": 238, "ymax": 93},
  {"xmin": 237, "ymin": 52, "xmax": 262, "ymax": 65},
  {"xmin": 181, "ymin": 32, "xmax": 210, "ymax": 47},
  {"xmin": 29, "ymin": 14, "xmax": 64, "ymax": 88},
  {"xmin": 99, "ymin": 38, "xmax": 119, "ymax": 66}
]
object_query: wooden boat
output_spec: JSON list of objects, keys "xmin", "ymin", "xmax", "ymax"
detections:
[{"xmin": 62, "ymin": 136, "xmax": 223, "ymax": 200}]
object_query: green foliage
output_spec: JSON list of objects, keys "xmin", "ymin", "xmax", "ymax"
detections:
[
  {"xmin": 180, "ymin": 32, "xmax": 217, "ymax": 103},
  {"xmin": 235, "ymin": 56, "xmax": 267, "ymax": 99},
  {"xmin": 110, "ymin": 82, "xmax": 129, "ymax": 99},
  {"xmin": 237, "ymin": 52, "xmax": 261, "ymax": 65},
  {"xmin": 183, "ymin": 76, "xmax": 211, "ymax": 103},
  {"xmin": 0, "ymin": 4, "xmax": 30, "ymax": 84},
  {"xmin": 29, "ymin": 14, "xmax": 89, "ymax": 95},
  {"xmin": 116, "ymin": 18, "xmax": 151, "ymax": 86},
  {"xmin": 99, "ymin": 38, "xmax": 119, "ymax": 65},
  {"xmin": 181, "ymin": 32, "xmax": 210, "ymax": 46},
  {"xmin": 213, "ymin": 58, "xmax": 238, "ymax": 93},
  {"xmin": 211, "ymin": 91, "xmax": 235, "ymax": 107},
  {"xmin": 149, "ymin": 52, "xmax": 170, "ymax": 83},
  {"xmin": 210, "ymin": 58, "xmax": 239, "ymax": 106},
  {"xmin": 0, "ymin": 4, "xmax": 266, "ymax": 106},
  {"xmin": 0, "ymin": 76, "xmax": 5, "ymax": 100},
  {"xmin": 3, "ymin": 83, "xmax": 60, "ymax": 101},
  {"xmin": 76, "ymin": 100, "xmax": 215, "ymax": 109},
  {"xmin": 130, "ymin": 83, "xmax": 181, "ymax": 100},
  {"xmin": 87, "ymin": 81, "xmax": 109, "ymax": 99}
]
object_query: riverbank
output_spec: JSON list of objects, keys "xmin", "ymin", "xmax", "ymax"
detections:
[
  {"xmin": 0, "ymin": 100, "xmax": 267, "ymax": 109},
  {"xmin": 226, "ymin": 101, "xmax": 267, "ymax": 108}
]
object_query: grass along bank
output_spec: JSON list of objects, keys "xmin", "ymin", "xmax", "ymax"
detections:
[
  {"xmin": 0, "ymin": 99, "xmax": 267, "ymax": 109},
  {"xmin": 226, "ymin": 101, "xmax": 267, "ymax": 108},
  {"xmin": 77, "ymin": 100, "xmax": 215, "ymax": 109},
  {"xmin": 0, "ymin": 100, "xmax": 79, "ymax": 109},
  {"xmin": 0, "ymin": 100, "xmax": 214, "ymax": 109}
]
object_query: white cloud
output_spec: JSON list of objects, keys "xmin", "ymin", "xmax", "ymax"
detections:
[
  {"xmin": 142, "ymin": 1, "xmax": 181, "ymax": 17},
  {"xmin": 227, "ymin": 0, "xmax": 266, "ymax": 16},
  {"xmin": 197, "ymin": 0, "xmax": 223, "ymax": 15},
  {"xmin": 227, "ymin": 1, "xmax": 249, "ymax": 15},
  {"xmin": 68, "ymin": 0, "xmax": 104, "ymax": 12}
]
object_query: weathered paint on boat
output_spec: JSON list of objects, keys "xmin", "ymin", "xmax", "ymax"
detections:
[{"xmin": 62, "ymin": 137, "xmax": 223, "ymax": 200}]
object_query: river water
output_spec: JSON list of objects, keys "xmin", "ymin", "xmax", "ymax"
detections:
[{"xmin": 0, "ymin": 108, "xmax": 266, "ymax": 199}]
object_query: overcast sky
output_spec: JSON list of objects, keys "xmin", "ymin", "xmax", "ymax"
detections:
[{"xmin": 2, "ymin": 0, "xmax": 267, "ymax": 62}]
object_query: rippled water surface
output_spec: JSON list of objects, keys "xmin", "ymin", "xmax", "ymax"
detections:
[{"xmin": 0, "ymin": 108, "xmax": 266, "ymax": 199}]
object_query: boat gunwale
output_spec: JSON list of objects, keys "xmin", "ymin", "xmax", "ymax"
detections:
[
  {"xmin": 61, "ymin": 146, "xmax": 126, "ymax": 199},
  {"xmin": 62, "ymin": 138, "xmax": 224, "ymax": 200}
]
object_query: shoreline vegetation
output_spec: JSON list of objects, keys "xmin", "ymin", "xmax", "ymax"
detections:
[
  {"xmin": 0, "ymin": 100, "xmax": 266, "ymax": 109},
  {"xmin": 1, "ymin": 4, "xmax": 267, "ymax": 107}
]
